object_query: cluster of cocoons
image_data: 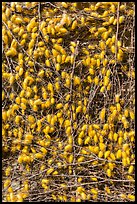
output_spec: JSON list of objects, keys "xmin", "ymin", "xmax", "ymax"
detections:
[{"xmin": 2, "ymin": 2, "xmax": 135, "ymax": 202}]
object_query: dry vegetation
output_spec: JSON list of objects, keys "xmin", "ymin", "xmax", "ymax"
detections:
[{"xmin": 2, "ymin": 2, "xmax": 135, "ymax": 202}]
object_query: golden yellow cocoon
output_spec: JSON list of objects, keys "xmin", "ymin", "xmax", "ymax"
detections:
[
  {"xmin": 70, "ymin": 45, "xmax": 75, "ymax": 54},
  {"xmin": 34, "ymin": 153, "xmax": 43, "ymax": 159},
  {"xmin": 123, "ymin": 143, "xmax": 129, "ymax": 151},
  {"xmin": 4, "ymin": 179, "xmax": 11, "ymax": 188},
  {"xmin": 84, "ymin": 136, "xmax": 91, "ymax": 145},
  {"xmin": 51, "ymin": 97, "xmax": 55, "ymax": 105},
  {"xmin": 65, "ymin": 94, "xmax": 70, "ymax": 102},
  {"xmin": 119, "ymin": 16, "xmax": 125, "ymax": 24},
  {"xmin": 70, "ymin": 54, "xmax": 74, "ymax": 64},
  {"xmin": 61, "ymin": 2, "xmax": 68, "ymax": 8},
  {"xmin": 104, "ymin": 76, "xmax": 109, "ymax": 86},
  {"xmin": 104, "ymin": 150, "xmax": 110, "ymax": 159},
  {"xmin": 67, "ymin": 136, "xmax": 73, "ymax": 145},
  {"xmin": 102, "ymin": 31, "xmax": 109, "ymax": 40},
  {"xmin": 103, "ymin": 123, "xmax": 109, "ymax": 130},
  {"xmin": 71, "ymin": 20, "xmax": 77, "ymax": 30},
  {"xmin": 65, "ymin": 78, "xmax": 71, "ymax": 87},
  {"xmin": 54, "ymin": 44, "xmax": 62, "ymax": 52},
  {"xmin": 93, "ymin": 124, "xmax": 100, "ymax": 130},
  {"xmin": 99, "ymin": 142, "xmax": 106, "ymax": 151},
  {"xmin": 55, "ymin": 63, "xmax": 60, "ymax": 71},
  {"xmin": 5, "ymin": 7, "xmax": 11, "ymax": 17},
  {"xmin": 66, "ymin": 127, "xmax": 71, "ymax": 135},
  {"xmin": 117, "ymin": 40, "xmax": 122, "ymax": 47},
  {"xmin": 70, "ymin": 41, "xmax": 76, "ymax": 47},
  {"xmin": 116, "ymin": 103, "xmax": 121, "ymax": 112},
  {"xmin": 99, "ymin": 41, "xmax": 106, "ymax": 50},
  {"xmin": 9, "ymin": 192, "xmax": 16, "ymax": 202},
  {"xmin": 52, "ymin": 48, "xmax": 58, "ymax": 57},
  {"xmin": 99, "ymin": 108, "xmax": 106, "ymax": 121},
  {"xmin": 28, "ymin": 39, "xmax": 35, "ymax": 49},
  {"xmin": 113, "ymin": 132, "xmax": 118, "ymax": 142},
  {"xmin": 92, "ymin": 194, "xmax": 98, "ymax": 200},
  {"xmin": 56, "ymin": 55, "xmax": 62, "ymax": 63},
  {"xmin": 101, "ymin": 67, "xmax": 106, "ymax": 75},
  {"xmin": 100, "ymin": 50, "xmax": 105, "ymax": 59},
  {"xmin": 107, "ymin": 169, "xmax": 111, "ymax": 177},
  {"xmin": 128, "ymin": 165, "xmax": 134, "ymax": 174},
  {"xmin": 18, "ymin": 155, "xmax": 23, "ymax": 163},
  {"xmin": 91, "ymin": 188, "xmax": 98, "ymax": 195},
  {"xmin": 86, "ymin": 56, "xmax": 90, "ymax": 66},
  {"xmin": 2, "ymin": 111, "xmax": 7, "ymax": 121},
  {"xmin": 77, "ymin": 156, "xmax": 85, "ymax": 163},
  {"xmin": 122, "ymin": 158, "xmax": 127, "ymax": 167},
  {"xmin": 98, "ymin": 151, "xmax": 103, "ymax": 158},
  {"xmin": 25, "ymin": 134, "xmax": 33, "ymax": 141},
  {"xmin": 129, "ymin": 110, "xmax": 134, "ymax": 120},
  {"xmin": 116, "ymin": 149, "xmax": 122, "ymax": 159},
  {"xmin": 81, "ymin": 192, "xmax": 87, "ymax": 200},
  {"xmin": 111, "ymin": 4, "xmax": 116, "ymax": 13},
  {"xmin": 56, "ymin": 103, "xmax": 63, "ymax": 109},
  {"xmin": 94, "ymin": 76, "xmax": 99, "ymax": 85},
  {"xmin": 109, "ymin": 16, "xmax": 115, "ymax": 24},
  {"xmin": 44, "ymin": 49, "xmax": 50, "ymax": 58},
  {"xmin": 64, "ymin": 119, "xmax": 70, "ymax": 127},
  {"xmin": 98, "ymin": 27, "xmax": 107, "ymax": 33},
  {"xmin": 15, "ymin": 115, "xmax": 21, "ymax": 124},
  {"xmin": 18, "ymin": 67, "xmax": 24, "ymax": 77},
  {"xmin": 20, "ymin": 39, "xmax": 26, "ymax": 46},
  {"xmin": 47, "ymin": 82, "xmax": 53, "ymax": 92},
  {"xmin": 46, "ymin": 115, "xmax": 51, "ymax": 124},
  {"xmin": 123, "ymin": 109, "xmax": 128, "ymax": 118},
  {"xmin": 81, "ymin": 148, "xmax": 89, "ymax": 155},
  {"xmin": 105, "ymin": 186, "xmax": 111, "ymax": 194},
  {"xmin": 38, "ymin": 70, "xmax": 44, "ymax": 78},
  {"xmin": 120, "ymin": 5, "xmax": 126, "ymax": 10},
  {"xmin": 78, "ymin": 137, "xmax": 83, "ymax": 145},
  {"xmin": 40, "ymin": 147, "xmax": 47, "ymax": 154},
  {"xmin": 106, "ymin": 38, "xmax": 112, "ymax": 46},
  {"xmin": 65, "ymin": 144, "xmax": 72, "ymax": 152},
  {"xmin": 68, "ymin": 154, "xmax": 73, "ymax": 163},
  {"xmin": 89, "ymin": 26, "xmax": 96, "ymax": 33},
  {"xmin": 127, "ymin": 194, "xmax": 135, "ymax": 201},
  {"xmin": 16, "ymin": 193, "xmax": 23, "ymax": 202},
  {"xmin": 76, "ymin": 106, "xmax": 82, "ymax": 113},
  {"xmin": 122, "ymin": 151, "xmax": 127, "ymax": 159},
  {"xmin": 45, "ymin": 59, "xmax": 51, "ymax": 67},
  {"xmin": 77, "ymin": 186, "xmax": 85, "ymax": 193},
  {"xmin": 5, "ymin": 167, "xmax": 11, "ymax": 177},
  {"xmin": 2, "ymin": 91, "xmax": 5, "ymax": 101},
  {"xmin": 52, "ymin": 170, "xmax": 58, "ymax": 175},
  {"xmin": 81, "ymin": 124, "xmax": 87, "ymax": 131},
  {"xmin": 74, "ymin": 76, "xmax": 80, "ymax": 86},
  {"xmin": 103, "ymin": 58, "xmax": 108, "ymax": 66},
  {"xmin": 47, "ymin": 168, "xmax": 54, "ymax": 175},
  {"xmin": 111, "ymin": 35, "xmax": 116, "ymax": 43},
  {"xmin": 110, "ymin": 152, "xmax": 116, "ymax": 161},
  {"xmin": 55, "ymin": 81, "xmax": 60, "ymax": 91},
  {"xmin": 91, "ymin": 177, "xmax": 98, "ymax": 181},
  {"xmin": 34, "ymin": 99, "xmax": 41, "ymax": 106},
  {"xmin": 42, "ymin": 179, "xmax": 49, "ymax": 185},
  {"xmin": 115, "ymin": 94, "xmax": 120, "ymax": 103},
  {"xmin": 93, "ymin": 135, "xmax": 98, "ymax": 143},
  {"xmin": 111, "ymin": 45, "xmax": 116, "ymax": 54}
]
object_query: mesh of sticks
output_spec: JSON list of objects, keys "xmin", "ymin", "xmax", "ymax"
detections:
[{"xmin": 2, "ymin": 2, "xmax": 135, "ymax": 202}]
